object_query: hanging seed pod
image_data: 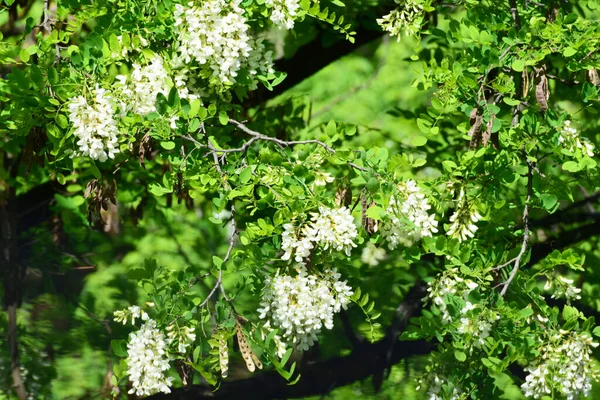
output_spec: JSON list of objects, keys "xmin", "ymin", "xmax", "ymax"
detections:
[
  {"xmin": 468, "ymin": 108, "xmax": 483, "ymax": 149},
  {"xmin": 587, "ymin": 68, "xmax": 600, "ymax": 87},
  {"xmin": 534, "ymin": 65, "xmax": 549, "ymax": 112},
  {"xmin": 235, "ymin": 322, "xmax": 262, "ymax": 372}
]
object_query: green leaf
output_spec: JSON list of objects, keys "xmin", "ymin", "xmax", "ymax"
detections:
[
  {"xmin": 213, "ymin": 256, "xmax": 223, "ymax": 269},
  {"xmin": 511, "ymin": 59, "xmax": 525, "ymax": 72},
  {"xmin": 442, "ymin": 160, "xmax": 457, "ymax": 172},
  {"xmin": 156, "ymin": 93, "xmax": 168, "ymax": 115},
  {"xmin": 539, "ymin": 193, "xmax": 558, "ymax": 211},
  {"xmin": 365, "ymin": 206, "xmax": 383, "ymax": 221},
  {"xmin": 19, "ymin": 48, "xmax": 30, "ymax": 63},
  {"xmin": 366, "ymin": 177, "xmax": 379, "ymax": 193},
  {"xmin": 208, "ymin": 103, "xmax": 217, "ymax": 116},
  {"xmin": 562, "ymin": 161, "xmax": 581, "ymax": 172},
  {"xmin": 160, "ymin": 141, "xmax": 176, "ymax": 150},
  {"xmin": 563, "ymin": 47, "xmax": 577, "ymax": 57},
  {"xmin": 454, "ymin": 350, "xmax": 467, "ymax": 362},
  {"xmin": 219, "ymin": 111, "xmax": 229, "ymax": 125},
  {"xmin": 111, "ymin": 340, "xmax": 127, "ymax": 357},
  {"xmin": 239, "ymin": 166, "xmax": 253, "ymax": 184},
  {"xmin": 326, "ymin": 120, "xmax": 337, "ymax": 136},
  {"xmin": 416, "ymin": 118, "xmax": 431, "ymax": 134},
  {"xmin": 517, "ymin": 307, "xmax": 533, "ymax": 320},
  {"xmin": 412, "ymin": 136, "xmax": 428, "ymax": 146}
]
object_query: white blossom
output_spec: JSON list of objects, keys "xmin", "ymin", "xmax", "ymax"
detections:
[
  {"xmin": 173, "ymin": 0, "xmax": 273, "ymax": 88},
  {"xmin": 265, "ymin": 0, "xmax": 300, "ymax": 30},
  {"xmin": 305, "ymin": 206, "xmax": 358, "ymax": 256},
  {"xmin": 166, "ymin": 324, "xmax": 196, "ymax": 353},
  {"xmin": 257, "ymin": 266, "xmax": 353, "ymax": 351},
  {"xmin": 68, "ymin": 86, "xmax": 120, "ymax": 162},
  {"xmin": 457, "ymin": 311, "xmax": 500, "ymax": 349},
  {"xmin": 426, "ymin": 268, "xmax": 478, "ymax": 324},
  {"xmin": 521, "ymin": 331, "xmax": 599, "ymax": 400},
  {"xmin": 281, "ymin": 207, "xmax": 358, "ymax": 264},
  {"xmin": 546, "ymin": 276, "xmax": 582, "ymax": 301},
  {"xmin": 361, "ymin": 242, "xmax": 387, "ymax": 266},
  {"xmin": 377, "ymin": 0, "xmax": 424, "ymax": 41},
  {"xmin": 417, "ymin": 374, "xmax": 462, "ymax": 400},
  {"xmin": 313, "ymin": 171, "xmax": 335, "ymax": 187},
  {"xmin": 558, "ymin": 120, "xmax": 595, "ymax": 157},
  {"xmin": 446, "ymin": 190, "xmax": 483, "ymax": 242},
  {"xmin": 126, "ymin": 319, "xmax": 173, "ymax": 396},
  {"xmin": 380, "ymin": 180, "xmax": 439, "ymax": 249},
  {"xmin": 116, "ymin": 56, "xmax": 171, "ymax": 116},
  {"xmin": 113, "ymin": 305, "xmax": 150, "ymax": 326},
  {"xmin": 281, "ymin": 222, "xmax": 314, "ymax": 264}
]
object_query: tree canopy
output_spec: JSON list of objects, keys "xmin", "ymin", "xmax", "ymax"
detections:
[{"xmin": 1, "ymin": 0, "xmax": 600, "ymax": 399}]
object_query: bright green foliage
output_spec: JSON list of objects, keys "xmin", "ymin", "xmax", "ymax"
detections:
[{"xmin": 1, "ymin": 0, "xmax": 600, "ymax": 399}]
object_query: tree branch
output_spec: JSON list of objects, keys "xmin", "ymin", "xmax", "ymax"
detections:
[{"xmin": 495, "ymin": 160, "xmax": 533, "ymax": 296}]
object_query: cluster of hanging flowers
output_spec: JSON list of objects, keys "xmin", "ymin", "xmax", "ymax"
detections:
[
  {"xmin": 558, "ymin": 120, "xmax": 595, "ymax": 157},
  {"xmin": 115, "ymin": 56, "xmax": 171, "ymax": 116},
  {"xmin": 113, "ymin": 305, "xmax": 150, "ymax": 325},
  {"xmin": 457, "ymin": 308, "xmax": 500, "ymax": 350},
  {"xmin": 281, "ymin": 206, "xmax": 358, "ymax": 264},
  {"xmin": 265, "ymin": 0, "xmax": 300, "ymax": 30},
  {"xmin": 68, "ymin": 86, "xmax": 120, "ymax": 162},
  {"xmin": 377, "ymin": 0, "xmax": 425, "ymax": 41},
  {"xmin": 380, "ymin": 179, "xmax": 439, "ymax": 249},
  {"xmin": 417, "ymin": 374, "xmax": 462, "ymax": 400},
  {"xmin": 257, "ymin": 266, "xmax": 353, "ymax": 351},
  {"xmin": 521, "ymin": 330, "xmax": 599, "ymax": 399},
  {"xmin": 125, "ymin": 319, "xmax": 173, "ymax": 396},
  {"xmin": 425, "ymin": 268, "xmax": 479, "ymax": 324},
  {"xmin": 545, "ymin": 275, "xmax": 583, "ymax": 302},
  {"xmin": 360, "ymin": 242, "xmax": 387, "ymax": 266},
  {"xmin": 446, "ymin": 189, "xmax": 483, "ymax": 242},
  {"xmin": 173, "ymin": 0, "xmax": 274, "ymax": 86}
]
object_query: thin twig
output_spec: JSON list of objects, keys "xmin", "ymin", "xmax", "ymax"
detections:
[
  {"xmin": 496, "ymin": 160, "xmax": 533, "ymax": 296},
  {"xmin": 229, "ymin": 119, "xmax": 335, "ymax": 153}
]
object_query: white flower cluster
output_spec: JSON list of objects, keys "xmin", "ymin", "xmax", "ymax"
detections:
[
  {"xmin": 166, "ymin": 324, "xmax": 197, "ymax": 353},
  {"xmin": 258, "ymin": 266, "xmax": 353, "ymax": 351},
  {"xmin": 265, "ymin": 0, "xmax": 300, "ymax": 30},
  {"xmin": 426, "ymin": 268, "xmax": 478, "ymax": 324},
  {"xmin": 306, "ymin": 207, "xmax": 358, "ymax": 256},
  {"xmin": 116, "ymin": 56, "xmax": 171, "ymax": 115},
  {"xmin": 522, "ymin": 330, "xmax": 599, "ymax": 400},
  {"xmin": 281, "ymin": 206, "xmax": 358, "ymax": 264},
  {"xmin": 458, "ymin": 310, "xmax": 500, "ymax": 349},
  {"xmin": 377, "ymin": 0, "xmax": 425, "ymax": 41},
  {"xmin": 558, "ymin": 120, "xmax": 595, "ymax": 157},
  {"xmin": 545, "ymin": 276, "xmax": 582, "ymax": 301},
  {"xmin": 446, "ymin": 190, "xmax": 483, "ymax": 242},
  {"xmin": 126, "ymin": 319, "xmax": 173, "ymax": 396},
  {"xmin": 173, "ymin": 0, "xmax": 274, "ymax": 86},
  {"xmin": 417, "ymin": 374, "xmax": 462, "ymax": 400},
  {"xmin": 380, "ymin": 180, "xmax": 438, "ymax": 249},
  {"xmin": 113, "ymin": 305, "xmax": 149, "ymax": 325},
  {"xmin": 361, "ymin": 242, "xmax": 387, "ymax": 266},
  {"xmin": 281, "ymin": 223, "xmax": 314, "ymax": 263},
  {"xmin": 68, "ymin": 86, "xmax": 120, "ymax": 162},
  {"xmin": 313, "ymin": 171, "xmax": 335, "ymax": 187}
]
